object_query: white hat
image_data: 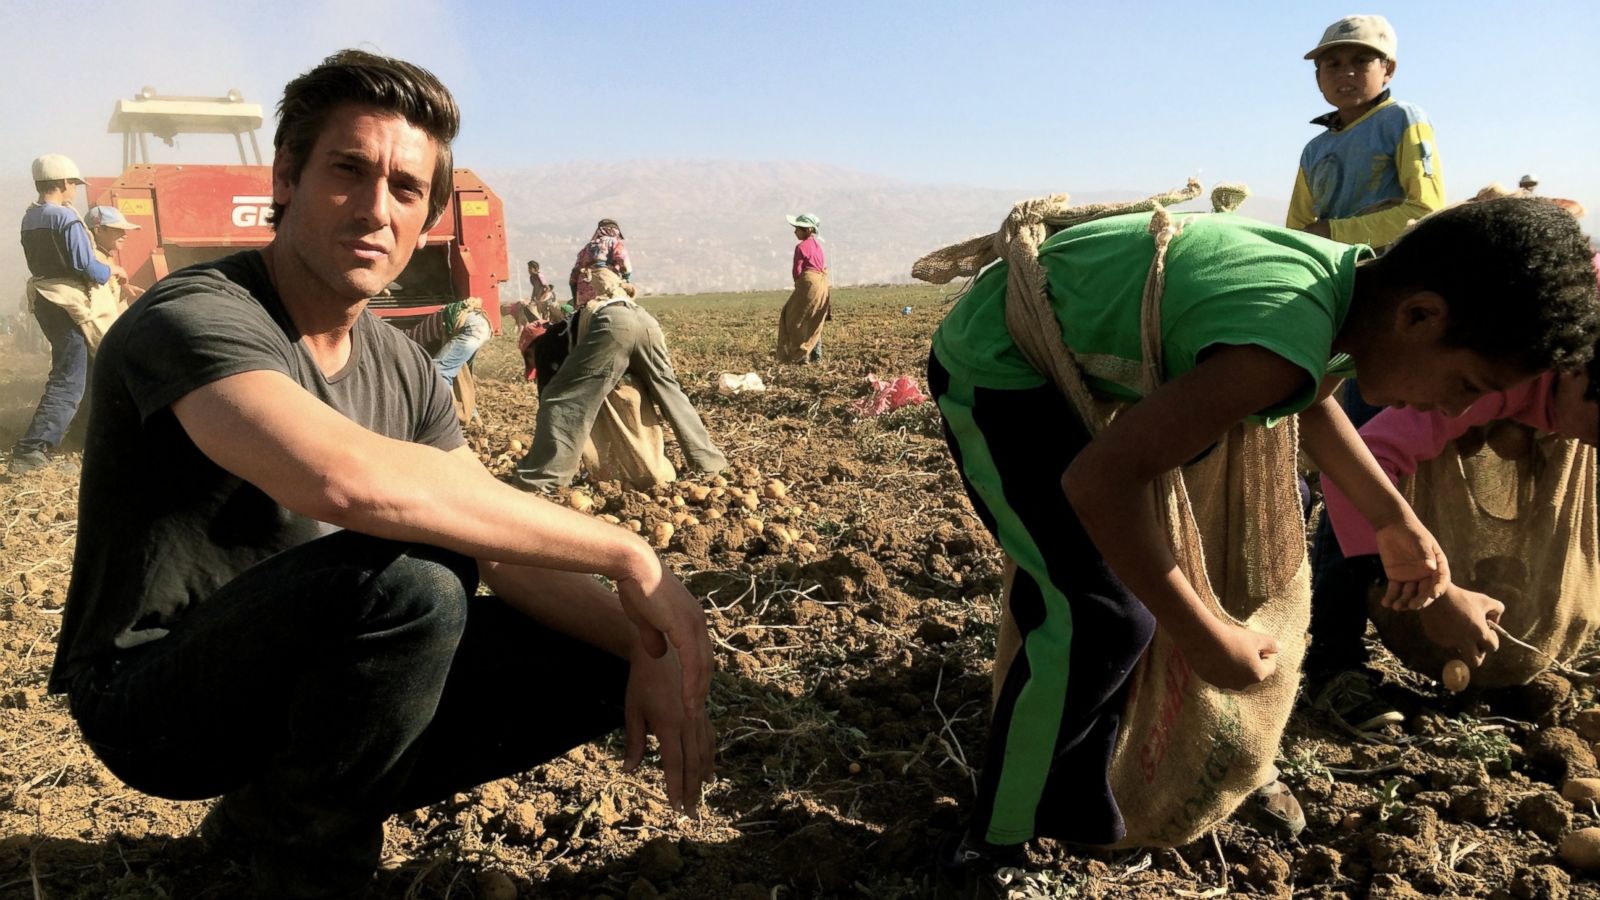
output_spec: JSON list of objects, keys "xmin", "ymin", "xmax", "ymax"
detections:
[
  {"xmin": 1305, "ymin": 15, "xmax": 1397, "ymax": 60},
  {"xmin": 31, "ymin": 154, "xmax": 85, "ymax": 184}
]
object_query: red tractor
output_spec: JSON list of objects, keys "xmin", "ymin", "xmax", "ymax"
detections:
[{"xmin": 84, "ymin": 87, "xmax": 509, "ymax": 331}]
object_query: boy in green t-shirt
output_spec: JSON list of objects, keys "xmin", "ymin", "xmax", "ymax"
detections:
[{"xmin": 929, "ymin": 198, "xmax": 1598, "ymax": 869}]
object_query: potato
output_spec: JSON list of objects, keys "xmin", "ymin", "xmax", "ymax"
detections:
[
  {"xmin": 625, "ymin": 519, "xmax": 643, "ymax": 533},
  {"xmin": 567, "ymin": 492, "xmax": 594, "ymax": 514},
  {"xmin": 671, "ymin": 512, "xmax": 700, "ymax": 529},
  {"xmin": 600, "ymin": 514, "xmax": 621, "ymax": 525},
  {"xmin": 797, "ymin": 541, "xmax": 817, "ymax": 554},
  {"xmin": 763, "ymin": 480, "xmax": 788, "ymax": 501},
  {"xmin": 711, "ymin": 474, "xmax": 728, "ymax": 488},
  {"xmin": 508, "ymin": 439, "xmax": 524, "ymax": 453},
  {"xmin": 704, "ymin": 508, "xmax": 724, "ymax": 520},
  {"xmin": 1563, "ymin": 778, "xmax": 1600, "ymax": 804},
  {"xmin": 1560, "ymin": 828, "xmax": 1600, "ymax": 872},
  {"xmin": 685, "ymin": 484, "xmax": 712, "ymax": 503},
  {"xmin": 1442, "ymin": 659, "xmax": 1470, "ymax": 693},
  {"xmin": 743, "ymin": 517, "xmax": 764, "ymax": 534},
  {"xmin": 651, "ymin": 522, "xmax": 675, "ymax": 549},
  {"xmin": 738, "ymin": 492, "xmax": 760, "ymax": 511}
]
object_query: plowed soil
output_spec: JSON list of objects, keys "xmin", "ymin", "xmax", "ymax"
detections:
[{"xmin": 3, "ymin": 286, "xmax": 1599, "ymax": 899}]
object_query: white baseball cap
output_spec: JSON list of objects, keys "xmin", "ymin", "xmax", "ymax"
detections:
[
  {"xmin": 31, "ymin": 154, "xmax": 85, "ymax": 184},
  {"xmin": 1304, "ymin": 15, "xmax": 1397, "ymax": 60}
]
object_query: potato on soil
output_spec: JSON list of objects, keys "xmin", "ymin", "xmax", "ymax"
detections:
[
  {"xmin": 1559, "ymin": 827, "xmax": 1600, "ymax": 871},
  {"xmin": 567, "ymin": 492, "xmax": 594, "ymax": 513},
  {"xmin": 651, "ymin": 522, "xmax": 675, "ymax": 548},
  {"xmin": 763, "ymin": 480, "xmax": 788, "ymax": 500}
]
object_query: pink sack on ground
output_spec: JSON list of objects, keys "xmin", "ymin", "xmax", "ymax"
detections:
[{"xmin": 852, "ymin": 375, "xmax": 926, "ymax": 416}]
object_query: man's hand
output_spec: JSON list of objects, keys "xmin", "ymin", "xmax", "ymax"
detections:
[
  {"xmin": 615, "ymin": 558, "xmax": 714, "ymax": 722},
  {"xmin": 1419, "ymin": 585, "xmax": 1504, "ymax": 666},
  {"xmin": 1373, "ymin": 518, "xmax": 1451, "ymax": 609},
  {"xmin": 1303, "ymin": 220, "xmax": 1333, "ymax": 238},
  {"xmin": 110, "ymin": 263, "xmax": 130, "ymax": 283},
  {"xmin": 1178, "ymin": 619, "xmax": 1279, "ymax": 690},
  {"xmin": 624, "ymin": 644, "xmax": 716, "ymax": 814}
]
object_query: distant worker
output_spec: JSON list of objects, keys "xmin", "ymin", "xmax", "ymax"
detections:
[
  {"xmin": 777, "ymin": 213, "xmax": 829, "ymax": 364},
  {"xmin": 7, "ymin": 155, "xmax": 124, "ymax": 478},
  {"xmin": 568, "ymin": 218, "xmax": 631, "ymax": 309},
  {"xmin": 518, "ymin": 218, "xmax": 726, "ymax": 489},
  {"xmin": 85, "ymin": 205, "xmax": 144, "ymax": 311},
  {"xmin": 1519, "ymin": 173, "xmax": 1540, "ymax": 193},
  {"xmin": 503, "ymin": 258, "xmax": 562, "ymax": 327}
]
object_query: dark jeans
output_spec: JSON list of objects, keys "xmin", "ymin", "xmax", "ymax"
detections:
[
  {"xmin": 1305, "ymin": 516, "xmax": 1385, "ymax": 677},
  {"xmin": 16, "ymin": 299, "xmax": 89, "ymax": 454},
  {"xmin": 68, "ymin": 530, "xmax": 627, "ymax": 898}
]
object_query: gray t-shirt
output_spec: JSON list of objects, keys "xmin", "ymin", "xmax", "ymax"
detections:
[{"xmin": 49, "ymin": 250, "xmax": 464, "ymax": 692}]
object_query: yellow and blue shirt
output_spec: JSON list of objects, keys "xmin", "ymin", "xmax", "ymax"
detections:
[{"xmin": 1287, "ymin": 91, "xmax": 1445, "ymax": 250}]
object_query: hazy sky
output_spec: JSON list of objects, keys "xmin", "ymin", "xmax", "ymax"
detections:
[{"xmin": 0, "ymin": 0, "xmax": 1595, "ymax": 211}]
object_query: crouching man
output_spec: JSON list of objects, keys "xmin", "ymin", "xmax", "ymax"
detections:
[{"xmin": 48, "ymin": 50, "xmax": 713, "ymax": 900}]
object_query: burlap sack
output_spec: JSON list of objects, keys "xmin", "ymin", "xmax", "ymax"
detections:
[
  {"xmin": 30, "ymin": 277, "xmax": 121, "ymax": 353},
  {"xmin": 581, "ymin": 382, "xmax": 677, "ymax": 489},
  {"xmin": 1368, "ymin": 428, "xmax": 1600, "ymax": 687},
  {"xmin": 451, "ymin": 363, "xmax": 476, "ymax": 429},
  {"xmin": 777, "ymin": 269, "xmax": 830, "ymax": 362},
  {"xmin": 571, "ymin": 298, "xmax": 676, "ymax": 490},
  {"xmin": 921, "ymin": 182, "xmax": 1308, "ymax": 849}
]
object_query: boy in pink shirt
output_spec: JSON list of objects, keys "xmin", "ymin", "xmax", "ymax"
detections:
[{"xmin": 1314, "ymin": 256, "xmax": 1600, "ymax": 694}]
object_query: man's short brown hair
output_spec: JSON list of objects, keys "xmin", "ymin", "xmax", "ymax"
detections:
[{"xmin": 269, "ymin": 49, "xmax": 460, "ymax": 230}]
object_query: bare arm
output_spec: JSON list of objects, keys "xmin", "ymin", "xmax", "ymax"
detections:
[
  {"xmin": 170, "ymin": 370, "xmax": 710, "ymax": 705},
  {"xmin": 1061, "ymin": 344, "xmax": 1309, "ymax": 688},
  {"xmin": 1300, "ymin": 389, "xmax": 1449, "ymax": 606}
]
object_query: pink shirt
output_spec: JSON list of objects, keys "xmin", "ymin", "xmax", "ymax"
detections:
[
  {"xmin": 793, "ymin": 236, "xmax": 826, "ymax": 280},
  {"xmin": 1321, "ymin": 371, "xmax": 1560, "ymax": 556}
]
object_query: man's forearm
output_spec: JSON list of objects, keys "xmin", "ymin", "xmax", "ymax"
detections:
[{"xmin": 481, "ymin": 561, "xmax": 637, "ymax": 658}]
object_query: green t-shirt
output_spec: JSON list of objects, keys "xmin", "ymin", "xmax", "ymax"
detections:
[{"xmin": 932, "ymin": 211, "xmax": 1371, "ymax": 421}]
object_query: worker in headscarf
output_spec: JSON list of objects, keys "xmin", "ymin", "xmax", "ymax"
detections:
[
  {"xmin": 777, "ymin": 213, "xmax": 829, "ymax": 364},
  {"xmin": 568, "ymin": 218, "xmax": 631, "ymax": 312}
]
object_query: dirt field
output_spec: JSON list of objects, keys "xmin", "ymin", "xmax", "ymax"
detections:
[{"xmin": 3, "ymin": 285, "xmax": 1600, "ymax": 899}]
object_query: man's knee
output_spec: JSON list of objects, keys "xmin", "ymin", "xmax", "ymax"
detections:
[{"xmin": 360, "ymin": 544, "xmax": 478, "ymax": 639}]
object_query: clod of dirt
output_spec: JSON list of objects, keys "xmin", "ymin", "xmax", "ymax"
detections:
[
  {"xmin": 637, "ymin": 837, "xmax": 683, "ymax": 882},
  {"xmin": 1452, "ymin": 785, "xmax": 1506, "ymax": 823},
  {"xmin": 627, "ymin": 877, "xmax": 660, "ymax": 900},
  {"xmin": 1244, "ymin": 849, "xmax": 1290, "ymax": 889},
  {"xmin": 1509, "ymin": 864, "xmax": 1572, "ymax": 900},
  {"xmin": 1574, "ymin": 708, "xmax": 1600, "ymax": 743},
  {"xmin": 1367, "ymin": 873, "xmax": 1427, "ymax": 899},
  {"xmin": 1366, "ymin": 833, "xmax": 1421, "ymax": 874},
  {"xmin": 1516, "ymin": 672, "xmax": 1574, "ymax": 722},
  {"xmin": 1527, "ymin": 728, "xmax": 1599, "ymax": 782},
  {"xmin": 1299, "ymin": 845, "xmax": 1343, "ymax": 881},
  {"xmin": 1559, "ymin": 827, "xmax": 1600, "ymax": 872},
  {"xmin": 1515, "ymin": 790, "xmax": 1574, "ymax": 841},
  {"xmin": 476, "ymin": 869, "xmax": 519, "ymax": 900},
  {"xmin": 916, "ymin": 618, "xmax": 960, "ymax": 645},
  {"xmin": 502, "ymin": 801, "xmax": 544, "ymax": 844}
]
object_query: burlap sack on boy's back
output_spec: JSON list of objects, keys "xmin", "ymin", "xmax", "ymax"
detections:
[
  {"xmin": 1368, "ymin": 432, "xmax": 1600, "ymax": 687},
  {"xmin": 916, "ymin": 180, "xmax": 1309, "ymax": 848}
]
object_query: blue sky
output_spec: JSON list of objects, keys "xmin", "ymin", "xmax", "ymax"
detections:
[{"xmin": 1, "ymin": 0, "xmax": 1595, "ymax": 214}]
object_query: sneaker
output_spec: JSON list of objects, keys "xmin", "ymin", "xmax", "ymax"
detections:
[
  {"xmin": 1237, "ymin": 779, "xmax": 1308, "ymax": 838},
  {"xmin": 1311, "ymin": 669, "xmax": 1405, "ymax": 732},
  {"xmin": 6, "ymin": 449, "xmax": 47, "ymax": 477},
  {"xmin": 937, "ymin": 829, "xmax": 1028, "ymax": 897}
]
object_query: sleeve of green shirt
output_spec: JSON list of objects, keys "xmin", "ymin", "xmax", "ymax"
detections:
[{"xmin": 1327, "ymin": 119, "xmax": 1445, "ymax": 249}]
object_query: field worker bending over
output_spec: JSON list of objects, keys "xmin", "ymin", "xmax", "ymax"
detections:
[
  {"xmin": 777, "ymin": 213, "xmax": 829, "ymax": 363},
  {"xmin": 517, "ymin": 218, "xmax": 727, "ymax": 490},
  {"xmin": 47, "ymin": 51, "xmax": 714, "ymax": 900},
  {"xmin": 925, "ymin": 196, "xmax": 1597, "ymax": 877}
]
